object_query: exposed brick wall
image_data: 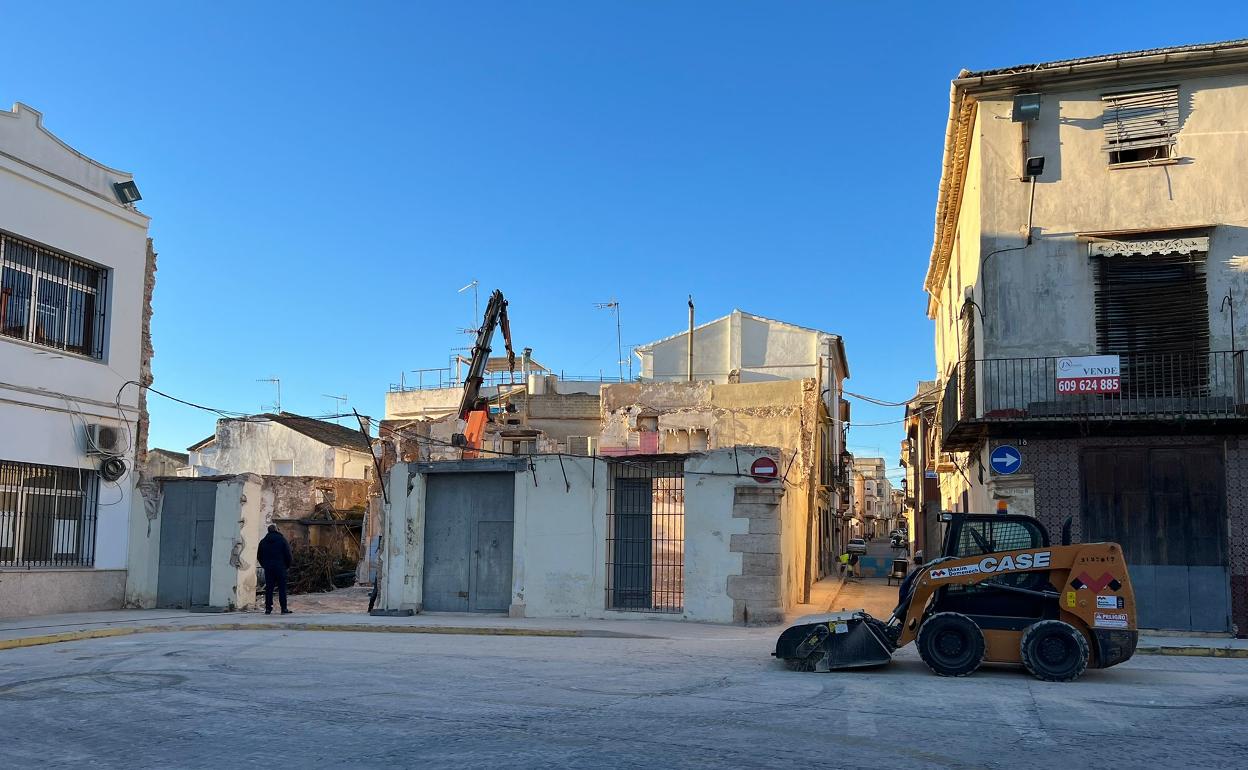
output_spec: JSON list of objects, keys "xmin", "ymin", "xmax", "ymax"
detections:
[
  {"xmin": 526, "ymin": 393, "xmax": 601, "ymax": 419},
  {"xmin": 1027, "ymin": 435, "xmax": 1248, "ymax": 637}
]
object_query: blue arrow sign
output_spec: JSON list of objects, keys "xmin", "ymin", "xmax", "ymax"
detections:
[{"xmin": 990, "ymin": 445, "xmax": 1022, "ymax": 475}]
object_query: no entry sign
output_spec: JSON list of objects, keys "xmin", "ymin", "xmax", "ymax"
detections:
[{"xmin": 750, "ymin": 457, "xmax": 779, "ymax": 483}]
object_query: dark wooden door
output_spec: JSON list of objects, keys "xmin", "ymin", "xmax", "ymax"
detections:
[{"xmin": 1081, "ymin": 446, "xmax": 1229, "ymax": 631}]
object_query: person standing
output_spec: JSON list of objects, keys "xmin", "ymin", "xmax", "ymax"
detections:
[{"xmin": 256, "ymin": 524, "xmax": 293, "ymax": 615}]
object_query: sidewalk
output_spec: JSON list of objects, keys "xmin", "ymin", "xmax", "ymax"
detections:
[
  {"xmin": 0, "ymin": 604, "xmax": 778, "ymax": 652},
  {"xmin": 3, "ymin": 596, "xmax": 1246, "ymax": 658}
]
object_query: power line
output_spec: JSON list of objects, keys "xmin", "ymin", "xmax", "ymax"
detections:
[{"xmin": 843, "ymin": 386, "xmax": 941, "ymax": 408}]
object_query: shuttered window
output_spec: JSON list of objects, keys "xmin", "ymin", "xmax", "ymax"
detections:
[
  {"xmin": 1094, "ymin": 250, "xmax": 1210, "ymax": 394},
  {"xmin": 1102, "ymin": 87, "xmax": 1180, "ymax": 164}
]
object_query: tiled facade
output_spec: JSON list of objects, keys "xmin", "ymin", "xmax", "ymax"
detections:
[{"xmin": 1019, "ymin": 435, "xmax": 1248, "ymax": 637}]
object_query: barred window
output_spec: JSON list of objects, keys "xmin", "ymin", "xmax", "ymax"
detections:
[
  {"xmin": 0, "ymin": 231, "xmax": 107, "ymax": 359},
  {"xmin": 0, "ymin": 460, "xmax": 99, "ymax": 568}
]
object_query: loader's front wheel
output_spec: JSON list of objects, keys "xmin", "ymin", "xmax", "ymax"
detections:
[
  {"xmin": 1021, "ymin": 620, "xmax": 1089, "ymax": 682},
  {"xmin": 917, "ymin": 612, "xmax": 985, "ymax": 677}
]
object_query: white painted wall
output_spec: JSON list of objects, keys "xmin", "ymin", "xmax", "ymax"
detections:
[
  {"xmin": 0, "ymin": 104, "xmax": 148, "ymax": 608},
  {"xmin": 379, "ymin": 448, "xmax": 781, "ymax": 623},
  {"xmin": 189, "ymin": 420, "xmax": 369, "ymax": 479},
  {"xmin": 125, "ymin": 475, "xmax": 264, "ymax": 610}
]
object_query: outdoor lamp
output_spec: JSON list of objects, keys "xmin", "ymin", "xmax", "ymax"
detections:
[{"xmin": 114, "ymin": 180, "xmax": 142, "ymax": 204}]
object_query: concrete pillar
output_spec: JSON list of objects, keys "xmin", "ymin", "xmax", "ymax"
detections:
[{"xmin": 727, "ymin": 485, "xmax": 785, "ymax": 624}]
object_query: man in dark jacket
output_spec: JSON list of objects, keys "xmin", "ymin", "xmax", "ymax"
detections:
[{"xmin": 256, "ymin": 524, "xmax": 293, "ymax": 615}]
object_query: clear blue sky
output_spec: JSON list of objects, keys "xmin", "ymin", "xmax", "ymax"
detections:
[{"xmin": 1, "ymin": 2, "xmax": 1239, "ymax": 474}]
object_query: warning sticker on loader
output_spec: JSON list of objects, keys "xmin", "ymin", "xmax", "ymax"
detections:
[
  {"xmin": 1097, "ymin": 595, "xmax": 1125, "ymax": 610},
  {"xmin": 1094, "ymin": 611, "xmax": 1129, "ymax": 629}
]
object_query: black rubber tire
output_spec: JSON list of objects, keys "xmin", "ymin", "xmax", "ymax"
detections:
[
  {"xmin": 916, "ymin": 612, "xmax": 985, "ymax": 677},
  {"xmin": 1020, "ymin": 620, "xmax": 1090, "ymax": 682}
]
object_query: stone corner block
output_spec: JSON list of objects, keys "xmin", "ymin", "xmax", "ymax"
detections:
[{"xmin": 729, "ymin": 533, "xmax": 781, "ymax": 554}]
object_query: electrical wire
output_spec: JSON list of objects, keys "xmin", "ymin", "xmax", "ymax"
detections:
[{"xmin": 842, "ymin": 387, "xmax": 941, "ymax": 407}]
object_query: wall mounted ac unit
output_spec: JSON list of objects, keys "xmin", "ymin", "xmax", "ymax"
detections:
[{"xmin": 86, "ymin": 424, "xmax": 124, "ymax": 455}]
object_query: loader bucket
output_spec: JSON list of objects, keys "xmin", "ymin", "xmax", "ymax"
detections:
[{"xmin": 774, "ymin": 611, "xmax": 895, "ymax": 672}]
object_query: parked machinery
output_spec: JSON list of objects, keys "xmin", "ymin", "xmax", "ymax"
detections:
[
  {"xmin": 775, "ymin": 512, "xmax": 1138, "ymax": 681},
  {"xmin": 451, "ymin": 289, "xmax": 515, "ymax": 458}
]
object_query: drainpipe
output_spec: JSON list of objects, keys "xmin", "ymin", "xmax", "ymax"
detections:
[{"xmin": 687, "ymin": 296, "xmax": 695, "ymax": 382}]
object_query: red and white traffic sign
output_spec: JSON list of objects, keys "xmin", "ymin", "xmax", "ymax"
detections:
[{"xmin": 750, "ymin": 457, "xmax": 779, "ymax": 483}]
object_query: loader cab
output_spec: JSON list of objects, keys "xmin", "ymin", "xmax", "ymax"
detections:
[
  {"xmin": 931, "ymin": 512, "xmax": 1055, "ymax": 624},
  {"xmin": 939, "ymin": 512, "xmax": 1049, "ymax": 560}
]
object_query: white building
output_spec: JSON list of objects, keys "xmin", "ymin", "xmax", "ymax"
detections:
[
  {"xmin": 0, "ymin": 104, "xmax": 152, "ymax": 616},
  {"xmin": 184, "ymin": 413, "xmax": 373, "ymax": 480}
]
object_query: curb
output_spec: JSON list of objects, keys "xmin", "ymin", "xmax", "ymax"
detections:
[
  {"xmin": 1136, "ymin": 644, "xmax": 1248, "ymax": 659},
  {"xmin": 0, "ymin": 622, "xmax": 660, "ymax": 652}
]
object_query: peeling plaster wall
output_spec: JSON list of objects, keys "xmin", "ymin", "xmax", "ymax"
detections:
[
  {"xmin": 257, "ymin": 475, "xmax": 370, "ymax": 526},
  {"xmin": 377, "ymin": 448, "xmax": 790, "ymax": 624},
  {"xmin": 196, "ymin": 420, "xmax": 369, "ymax": 479}
]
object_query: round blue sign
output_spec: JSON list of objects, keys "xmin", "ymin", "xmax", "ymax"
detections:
[{"xmin": 990, "ymin": 445, "xmax": 1022, "ymax": 475}]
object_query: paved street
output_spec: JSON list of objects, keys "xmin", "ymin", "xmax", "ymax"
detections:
[{"xmin": 2, "ymin": 625, "xmax": 1246, "ymax": 768}]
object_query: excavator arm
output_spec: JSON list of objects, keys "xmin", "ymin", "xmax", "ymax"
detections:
[{"xmin": 454, "ymin": 289, "xmax": 515, "ymax": 457}]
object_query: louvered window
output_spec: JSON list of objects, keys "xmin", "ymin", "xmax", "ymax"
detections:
[
  {"xmin": 1102, "ymin": 87, "xmax": 1180, "ymax": 165},
  {"xmin": 1094, "ymin": 249, "xmax": 1210, "ymax": 395}
]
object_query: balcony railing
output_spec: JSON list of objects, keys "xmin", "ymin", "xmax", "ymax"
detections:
[{"xmin": 942, "ymin": 351, "xmax": 1248, "ymax": 450}]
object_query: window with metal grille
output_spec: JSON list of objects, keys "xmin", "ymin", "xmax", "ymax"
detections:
[
  {"xmin": 0, "ymin": 231, "xmax": 107, "ymax": 359},
  {"xmin": 1102, "ymin": 87, "xmax": 1180, "ymax": 165},
  {"xmin": 0, "ymin": 460, "xmax": 99, "ymax": 568},
  {"xmin": 606, "ymin": 459, "xmax": 684, "ymax": 612}
]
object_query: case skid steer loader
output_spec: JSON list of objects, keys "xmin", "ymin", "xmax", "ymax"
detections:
[{"xmin": 775, "ymin": 512, "xmax": 1138, "ymax": 681}]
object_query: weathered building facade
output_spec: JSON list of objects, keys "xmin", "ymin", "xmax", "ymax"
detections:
[
  {"xmin": 183, "ymin": 413, "xmax": 373, "ymax": 480},
  {"xmin": 0, "ymin": 104, "xmax": 153, "ymax": 616},
  {"xmin": 926, "ymin": 39, "xmax": 1248, "ymax": 634},
  {"xmin": 376, "ymin": 448, "xmax": 804, "ymax": 623}
]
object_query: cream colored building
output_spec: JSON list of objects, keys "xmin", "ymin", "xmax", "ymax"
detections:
[{"xmin": 925, "ymin": 39, "xmax": 1248, "ymax": 634}]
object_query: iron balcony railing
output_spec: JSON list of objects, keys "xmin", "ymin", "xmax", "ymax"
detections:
[{"xmin": 942, "ymin": 351, "xmax": 1248, "ymax": 448}]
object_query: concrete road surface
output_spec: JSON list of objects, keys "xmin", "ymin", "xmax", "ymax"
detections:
[{"xmin": 1, "ymin": 627, "xmax": 1245, "ymax": 768}]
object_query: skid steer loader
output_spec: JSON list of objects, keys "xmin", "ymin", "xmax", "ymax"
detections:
[{"xmin": 775, "ymin": 512, "xmax": 1138, "ymax": 681}]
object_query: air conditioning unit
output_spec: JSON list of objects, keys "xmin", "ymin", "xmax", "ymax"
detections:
[{"xmin": 85, "ymin": 424, "xmax": 124, "ymax": 455}]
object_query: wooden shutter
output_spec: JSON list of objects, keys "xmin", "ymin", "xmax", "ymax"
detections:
[{"xmin": 1102, "ymin": 87, "xmax": 1179, "ymax": 152}]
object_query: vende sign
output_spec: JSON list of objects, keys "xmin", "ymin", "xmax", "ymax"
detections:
[{"xmin": 1057, "ymin": 355, "xmax": 1120, "ymax": 394}]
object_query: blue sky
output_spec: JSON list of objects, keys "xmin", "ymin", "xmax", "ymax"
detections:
[{"xmin": 1, "ymin": 2, "xmax": 1239, "ymax": 475}]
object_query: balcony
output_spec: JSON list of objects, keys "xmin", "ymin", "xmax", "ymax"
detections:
[{"xmin": 941, "ymin": 351, "xmax": 1248, "ymax": 451}]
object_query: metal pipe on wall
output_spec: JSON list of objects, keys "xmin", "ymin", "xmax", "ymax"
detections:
[{"xmin": 687, "ymin": 295, "xmax": 694, "ymax": 382}]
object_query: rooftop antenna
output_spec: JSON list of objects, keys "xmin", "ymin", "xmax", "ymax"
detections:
[
  {"xmin": 322, "ymin": 393, "xmax": 349, "ymax": 423},
  {"xmin": 594, "ymin": 298, "xmax": 629, "ymax": 380},
  {"xmin": 257, "ymin": 376, "xmax": 281, "ymax": 413},
  {"xmin": 457, "ymin": 279, "xmax": 480, "ymax": 336}
]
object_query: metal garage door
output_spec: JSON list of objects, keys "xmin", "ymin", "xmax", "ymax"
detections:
[
  {"xmin": 1081, "ymin": 446, "xmax": 1229, "ymax": 632},
  {"xmin": 157, "ymin": 481, "xmax": 216, "ymax": 609},
  {"xmin": 422, "ymin": 472, "xmax": 514, "ymax": 613}
]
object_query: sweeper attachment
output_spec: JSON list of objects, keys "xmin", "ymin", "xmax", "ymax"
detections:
[{"xmin": 774, "ymin": 512, "xmax": 1139, "ymax": 681}]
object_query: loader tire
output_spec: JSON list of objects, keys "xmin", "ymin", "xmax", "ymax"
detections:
[
  {"xmin": 917, "ymin": 612, "xmax": 985, "ymax": 677},
  {"xmin": 1020, "ymin": 620, "xmax": 1089, "ymax": 682}
]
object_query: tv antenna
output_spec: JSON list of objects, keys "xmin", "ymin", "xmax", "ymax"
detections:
[
  {"xmin": 458, "ymin": 279, "xmax": 480, "ymax": 335},
  {"xmin": 594, "ymin": 298, "xmax": 630, "ymax": 380},
  {"xmin": 256, "ymin": 376, "xmax": 281, "ymax": 413},
  {"xmin": 322, "ymin": 393, "xmax": 348, "ymax": 423}
]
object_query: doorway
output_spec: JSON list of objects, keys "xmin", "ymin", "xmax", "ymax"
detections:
[
  {"xmin": 156, "ymin": 480, "xmax": 217, "ymax": 609},
  {"xmin": 422, "ymin": 472, "xmax": 515, "ymax": 613}
]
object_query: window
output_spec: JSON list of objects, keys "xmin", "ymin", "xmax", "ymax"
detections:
[
  {"xmin": 0, "ymin": 460, "xmax": 99, "ymax": 567},
  {"xmin": 0, "ymin": 232, "xmax": 107, "ymax": 358},
  {"xmin": 1102, "ymin": 87, "xmax": 1180, "ymax": 165},
  {"xmin": 1094, "ymin": 248, "xmax": 1209, "ymax": 395}
]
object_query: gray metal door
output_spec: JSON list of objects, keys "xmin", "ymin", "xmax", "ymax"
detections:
[
  {"xmin": 157, "ymin": 481, "xmax": 216, "ymax": 609},
  {"xmin": 1081, "ymin": 447, "xmax": 1229, "ymax": 632},
  {"xmin": 610, "ymin": 478, "xmax": 653, "ymax": 609},
  {"xmin": 423, "ymin": 472, "xmax": 514, "ymax": 613}
]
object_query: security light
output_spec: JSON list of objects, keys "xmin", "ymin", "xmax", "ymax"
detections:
[
  {"xmin": 113, "ymin": 180, "xmax": 142, "ymax": 205},
  {"xmin": 1025, "ymin": 156, "xmax": 1046, "ymax": 178},
  {"xmin": 1012, "ymin": 93, "xmax": 1042, "ymax": 122}
]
